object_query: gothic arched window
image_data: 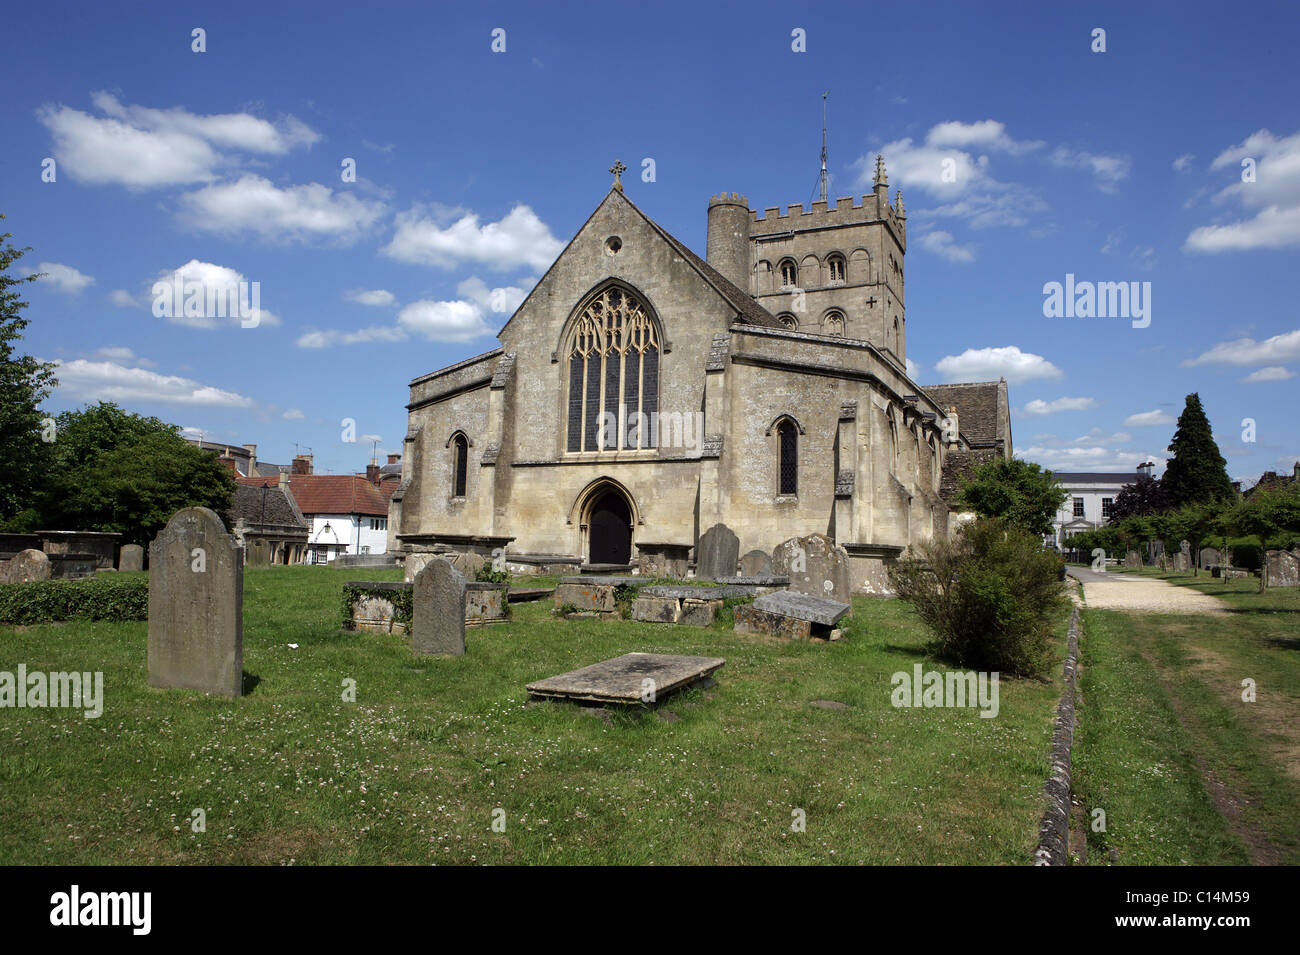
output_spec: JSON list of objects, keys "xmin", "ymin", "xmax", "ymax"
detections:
[
  {"xmin": 824, "ymin": 310, "xmax": 845, "ymax": 337},
  {"xmin": 565, "ymin": 285, "xmax": 660, "ymax": 452},
  {"xmin": 777, "ymin": 419, "xmax": 798, "ymax": 495},
  {"xmin": 777, "ymin": 313, "xmax": 798, "ymax": 331},
  {"xmin": 779, "ymin": 259, "xmax": 798, "ymax": 288},
  {"xmin": 451, "ymin": 433, "xmax": 468, "ymax": 497}
]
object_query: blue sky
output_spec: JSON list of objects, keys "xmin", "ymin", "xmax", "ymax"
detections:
[{"xmin": 2, "ymin": 0, "xmax": 1297, "ymax": 481}]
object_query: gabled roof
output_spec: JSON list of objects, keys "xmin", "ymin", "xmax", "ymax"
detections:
[
  {"xmin": 227, "ymin": 483, "xmax": 307, "ymax": 530},
  {"xmin": 920, "ymin": 382, "xmax": 1006, "ymax": 449},
  {"xmin": 1053, "ymin": 472, "xmax": 1143, "ymax": 484},
  {"xmin": 236, "ymin": 474, "xmax": 391, "ymax": 517},
  {"xmin": 498, "ymin": 187, "xmax": 784, "ymax": 340}
]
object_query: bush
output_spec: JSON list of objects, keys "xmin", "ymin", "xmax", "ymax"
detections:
[
  {"xmin": 474, "ymin": 565, "xmax": 510, "ymax": 585},
  {"xmin": 0, "ymin": 576, "xmax": 148, "ymax": 625},
  {"xmin": 341, "ymin": 583, "xmax": 412, "ymax": 628},
  {"xmin": 890, "ymin": 518, "xmax": 1069, "ymax": 677}
]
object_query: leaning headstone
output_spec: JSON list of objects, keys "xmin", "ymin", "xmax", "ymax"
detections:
[
  {"xmin": 696, "ymin": 524, "xmax": 740, "ymax": 580},
  {"xmin": 1124, "ymin": 550, "xmax": 1141, "ymax": 567},
  {"xmin": 739, "ymin": 549, "xmax": 772, "ymax": 577},
  {"xmin": 6, "ymin": 548, "xmax": 50, "ymax": 584},
  {"xmin": 1198, "ymin": 547, "xmax": 1220, "ymax": 570},
  {"xmin": 118, "ymin": 543, "xmax": 144, "ymax": 572},
  {"xmin": 148, "ymin": 507, "xmax": 243, "ymax": 698},
  {"xmin": 770, "ymin": 533, "xmax": 852, "ymax": 602},
  {"xmin": 412, "ymin": 558, "xmax": 466, "ymax": 655}
]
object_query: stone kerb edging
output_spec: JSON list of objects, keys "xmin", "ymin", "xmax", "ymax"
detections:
[{"xmin": 1033, "ymin": 607, "xmax": 1081, "ymax": 866}]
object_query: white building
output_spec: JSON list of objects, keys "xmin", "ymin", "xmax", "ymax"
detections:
[{"xmin": 1049, "ymin": 471, "xmax": 1143, "ymax": 549}]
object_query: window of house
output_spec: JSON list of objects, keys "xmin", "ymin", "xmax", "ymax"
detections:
[
  {"xmin": 778, "ymin": 419, "xmax": 797, "ymax": 495},
  {"xmin": 565, "ymin": 285, "xmax": 660, "ymax": 452},
  {"xmin": 1073, "ymin": 497, "xmax": 1085, "ymax": 518},
  {"xmin": 1101, "ymin": 498, "xmax": 1113, "ymax": 519},
  {"xmin": 779, "ymin": 260, "xmax": 797, "ymax": 287},
  {"xmin": 369, "ymin": 517, "xmax": 388, "ymax": 531},
  {"xmin": 828, "ymin": 254, "xmax": 846, "ymax": 283},
  {"xmin": 452, "ymin": 434, "xmax": 468, "ymax": 496}
]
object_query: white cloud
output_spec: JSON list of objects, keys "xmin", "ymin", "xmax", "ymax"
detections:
[
  {"xmin": 282, "ymin": 408, "xmax": 305, "ymax": 419},
  {"xmin": 295, "ymin": 326, "xmax": 409, "ymax": 349},
  {"xmin": 1173, "ymin": 154, "xmax": 1195, "ymax": 172},
  {"xmin": 917, "ymin": 230, "xmax": 975, "ymax": 262},
  {"xmin": 178, "ymin": 174, "xmax": 386, "ymax": 243},
  {"xmin": 1123, "ymin": 409, "xmax": 1175, "ymax": 427},
  {"xmin": 1017, "ymin": 444, "xmax": 1155, "ymax": 472},
  {"xmin": 383, "ymin": 204, "xmax": 563, "ymax": 271},
  {"xmin": 1184, "ymin": 328, "xmax": 1300, "ymax": 366},
  {"xmin": 37, "ymin": 91, "xmax": 318, "ymax": 188},
  {"xmin": 397, "ymin": 299, "xmax": 493, "ymax": 343},
  {"xmin": 26, "ymin": 262, "xmax": 94, "ymax": 294},
  {"xmin": 456, "ymin": 275, "xmax": 529, "ymax": 316},
  {"xmin": 1020, "ymin": 396, "xmax": 1098, "ymax": 416},
  {"xmin": 934, "ymin": 345, "xmax": 1062, "ymax": 384},
  {"xmin": 924, "ymin": 120, "xmax": 1044, "ymax": 156},
  {"xmin": 90, "ymin": 345, "xmax": 155, "ymax": 368},
  {"xmin": 344, "ymin": 289, "xmax": 398, "ymax": 307},
  {"xmin": 1186, "ymin": 128, "xmax": 1300, "ymax": 252},
  {"xmin": 108, "ymin": 289, "xmax": 137, "ymax": 307},
  {"xmin": 905, "ymin": 357, "xmax": 922, "ymax": 379},
  {"xmin": 1241, "ymin": 365, "xmax": 1295, "ymax": 383},
  {"xmin": 360, "ymin": 433, "xmax": 383, "ymax": 444},
  {"xmin": 151, "ymin": 259, "xmax": 281, "ymax": 329},
  {"xmin": 48, "ymin": 358, "xmax": 253, "ymax": 407},
  {"xmin": 1049, "ymin": 147, "xmax": 1131, "ymax": 192}
]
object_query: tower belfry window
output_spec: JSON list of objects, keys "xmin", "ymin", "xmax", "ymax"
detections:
[
  {"xmin": 780, "ymin": 260, "xmax": 798, "ymax": 287},
  {"xmin": 828, "ymin": 255, "xmax": 846, "ymax": 283},
  {"xmin": 566, "ymin": 285, "xmax": 660, "ymax": 453}
]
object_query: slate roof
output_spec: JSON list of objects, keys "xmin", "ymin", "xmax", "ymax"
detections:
[
  {"xmin": 227, "ymin": 483, "xmax": 307, "ymax": 530},
  {"xmin": 920, "ymin": 382, "xmax": 1004, "ymax": 448},
  {"xmin": 1053, "ymin": 472, "xmax": 1143, "ymax": 484},
  {"xmin": 938, "ymin": 447, "xmax": 1002, "ymax": 502}
]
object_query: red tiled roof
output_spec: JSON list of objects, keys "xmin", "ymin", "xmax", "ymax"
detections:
[{"xmin": 236, "ymin": 474, "xmax": 390, "ymax": 516}]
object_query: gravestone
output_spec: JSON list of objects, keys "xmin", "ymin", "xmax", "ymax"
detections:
[
  {"xmin": 527, "ymin": 652, "xmax": 725, "ymax": 705},
  {"xmin": 147, "ymin": 507, "xmax": 243, "ymax": 698},
  {"xmin": 739, "ymin": 549, "xmax": 773, "ymax": 577},
  {"xmin": 735, "ymin": 590, "xmax": 850, "ymax": 643},
  {"xmin": 770, "ymin": 533, "xmax": 852, "ymax": 602},
  {"xmin": 6, "ymin": 548, "xmax": 50, "ymax": 584},
  {"xmin": 1265, "ymin": 550, "xmax": 1300, "ymax": 587},
  {"xmin": 1124, "ymin": 550, "xmax": 1141, "ymax": 567},
  {"xmin": 246, "ymin": 538, "xmax": 270, "ymax": 568},
  {"xmin": 1199, "ymin": 547, "xmax": 1220, "ymax": 570},
  {"xmin": 1173, "ymin": 552, "xmax": 1190, "ymax": 572},
  {"xmin": 695, "ymin": 524, "xmax": 739, "ymax": 580},
  {"xmin": 449, "ymin": 552, "xmax": 487, "ymax": 579},
  {"xmin": 412, "ymin": 558, "xmax": 466, "ymax": 655},
  {"xmin": 1180, "ymin": 540, "xmax": 1191, "ymax": 558},
  {"xmin": 118, "ymin": 544, "xmax": 144, "ymax": 572}
]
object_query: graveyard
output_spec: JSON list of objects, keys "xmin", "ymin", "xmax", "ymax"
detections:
[{"xmin": 0, "ymin": 559, "xmax": 1072, "ymax": 865}]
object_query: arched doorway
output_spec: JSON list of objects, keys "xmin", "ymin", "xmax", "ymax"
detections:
[{"xmin": 588, "ymin": 491, "xmax": 632, "ymax": 565}]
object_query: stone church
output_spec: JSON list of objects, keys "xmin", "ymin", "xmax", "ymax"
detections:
[{"xmin": 388, "ymin": 158, "xmax": 1012, "ymax": 592}]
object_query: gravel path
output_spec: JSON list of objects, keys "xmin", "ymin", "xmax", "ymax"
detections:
[{"xmin": 1065, "ymin": 567, "xmax": 1231, "ymax": 615}]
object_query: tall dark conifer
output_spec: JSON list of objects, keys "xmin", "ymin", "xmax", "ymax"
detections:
[{"xmin": 1161, "ymin": 393, "xmax": 1234, "ymax": 507}]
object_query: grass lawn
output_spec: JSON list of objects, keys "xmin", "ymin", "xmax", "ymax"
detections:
[
  {"xmin": 0, "ymin": 566, "xmax": 1067, "ymax": 865},
  {"xmin": 1072, "ymin": 570, "xmax": 1300, "ymax": 864}
]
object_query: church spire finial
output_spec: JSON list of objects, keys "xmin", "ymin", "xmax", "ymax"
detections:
[
  {"xmin": 609, "ymin": 159, "xmax": 627, "ymax": 192},
  {"xmin": 873, "ymin": 154, "xmax": 887, "ymax": 188},
  {"xmin": 895, "ymin": 188, "xmax": 905, "ymax": 216}
]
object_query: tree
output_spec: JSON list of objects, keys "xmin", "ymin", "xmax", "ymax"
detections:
[
  {"xmin": 956, "ymin": 457, "xmax": 1068, "ymax": 537},
  {"xmin": 1162, "ymin": 393, "xmax": 1234, "ymax": 508},
  {"xmin": 1227, "ymin": 483, "xmax": 1300, "ymax": 591},
  {"xmin": 0, "ymin": 216, "xmax": 58, "ymax": 526},
  {"xmin": 48, "ymin": 402, "xmax": 180, "ymax": 473},
  {"xmin": 1109, "ymin": 474, "xmax": 1170, "ymax": 521},
  {"xmin": 42, "ymin": 430, "xmax": 236, "ymax": 546}
]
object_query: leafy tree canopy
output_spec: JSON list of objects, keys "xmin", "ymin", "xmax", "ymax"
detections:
[{"xmin": 956, "ymin": 456, "xmax": 1068, "ymax": 537}]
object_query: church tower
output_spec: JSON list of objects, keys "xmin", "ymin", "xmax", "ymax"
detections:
[{"xmin": 704, "ymin": 155, "xmax": 909, "ymax": 369}]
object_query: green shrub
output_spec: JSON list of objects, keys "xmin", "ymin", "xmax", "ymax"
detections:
[
  {"xmin": 474, "ymin": 565, "xmax": 510, "ymax": 585},
  {"xmin": 890, "ymin": 518, "xmax": 1069, "ymax": 677},
  {"xmin": 0, "ymin": 576, "xmax": 148, "ymax": 625}
]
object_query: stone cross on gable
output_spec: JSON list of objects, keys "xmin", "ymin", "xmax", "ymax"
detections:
[{"xmin": 609, "ymin": 160, "xmax": 627, "ymax": 191}]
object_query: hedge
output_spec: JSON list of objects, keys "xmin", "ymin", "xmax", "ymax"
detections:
[{"xmin": 0, "ymin": 576, "xmax": 149, "ymax": 625}]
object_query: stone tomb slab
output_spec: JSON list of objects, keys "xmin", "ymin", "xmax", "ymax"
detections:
[
  {"xmin": 753, "ymin": 590, "xmax": 850, "ymax": 626},
  {"xmin": 527, "ymin": 652, "xmax": 725, "ymax": 705}
]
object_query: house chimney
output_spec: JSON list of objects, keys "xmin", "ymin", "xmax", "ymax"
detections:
[
  {"xmin": 279, "ymin": 470, "xmax": 290, "ymax": 489},
  {"xmin": 387, "ymin": 453, "xmax": 400, "ymax": 465},
  {"xmin": 366, "ymin": 463, "xmax": 380, "ymax": 485},
  {"xmin": 291, "ymin": 454, "xmax": 313, "ymax": 475},
  {"xmin": 243, "ymin": 444, "xmax": 257, "ymax": 471}
]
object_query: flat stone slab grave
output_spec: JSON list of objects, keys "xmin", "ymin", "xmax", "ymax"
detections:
[
  {"xmin": 734, "ymin": 590, "xmax": 851, "ymax": 643},
  {"xmin": 754, "ymin": 590, "xmax": 850, "ymax": 626},
  {"xmin": 527, "ymin": 652, "xmax": 725, "ymax": 706}
]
